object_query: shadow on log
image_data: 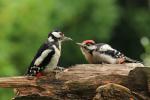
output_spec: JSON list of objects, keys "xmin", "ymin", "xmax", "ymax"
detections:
[{"xmin": 0, "ymin": 63, "xmax": 149, "ymax": 100}]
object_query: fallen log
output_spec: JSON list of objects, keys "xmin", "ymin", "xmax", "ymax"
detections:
[{"xmin": 0, "ymin": 63, "xmax": 149, "ymax": 100}]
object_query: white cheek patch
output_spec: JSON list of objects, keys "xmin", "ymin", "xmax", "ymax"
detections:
[
  {"xmin": 51, "ymin": 32, "xmax": 61, "ymax": 38},
  {"xmin": 87, "ymin": 45, "xmax": 97, "ymax": 50},
  {"xmin": 48, "ymin": 36, "xmax": 54, "ymax": 42}
]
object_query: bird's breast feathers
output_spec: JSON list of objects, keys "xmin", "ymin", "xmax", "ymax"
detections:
[{"xmin": 81, "ymin": 48, "xmax": 93, "ymax": 63}]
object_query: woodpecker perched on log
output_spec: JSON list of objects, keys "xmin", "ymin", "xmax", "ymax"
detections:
[
  {"xmin": 77, "ymin": 40, "xmax": 140, "ymax": 64},
  {"xmin": 26, "ymin": 30, "xmax": 72, "ymax": 76}
]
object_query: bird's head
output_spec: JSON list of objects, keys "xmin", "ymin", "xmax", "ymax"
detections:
[
  {"xmin": 48, "ymin": 30, "xmax": 72, "ymax": 42},
  {"xmin": 76, "ymin": 40, "xmax": 97, "ymax": 52},
  {"xmin": 76, "ymin": 40, "xmax": 97, "ymax": 63}
]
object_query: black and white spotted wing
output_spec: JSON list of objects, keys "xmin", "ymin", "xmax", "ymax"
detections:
[
  {"xmin": 26, "ymin": 42, "xmax": 55, "ymax": 76},
  {"xmin": 100, "ymin": 50, "xmax": 125, "ymax": 59},
  {"xmin": 102, "ymin": 50, "xmax": 139, "ymax": 63},
  {"xmin": 95, "ymin": 43, "xmax": 139, "ymax": 63}
]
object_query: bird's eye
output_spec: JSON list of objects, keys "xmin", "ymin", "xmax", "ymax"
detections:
[{"xmin": 86, "ymin": 43, "xmax": 92, "ymax": 46}]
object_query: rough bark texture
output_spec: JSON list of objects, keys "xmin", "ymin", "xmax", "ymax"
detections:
[{"xmin": 0, "ymin": 63, "xmax": 149, "ymax": 100}]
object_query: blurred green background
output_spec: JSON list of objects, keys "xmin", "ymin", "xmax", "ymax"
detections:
[{"xmin": 0, "ymin": 0, "xmax": 149, "ymax": 99}]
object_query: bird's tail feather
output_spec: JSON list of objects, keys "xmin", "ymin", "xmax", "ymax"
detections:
[{"xmin": 125, "ymin": 57, "xmax": 142, "ymax": 63}]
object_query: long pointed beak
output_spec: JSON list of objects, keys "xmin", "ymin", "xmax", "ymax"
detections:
[
  {"xmin": 62, "ymin": 36, "xmax": 73, "ymax": 41},
  {"xmin": 76, "ymin": 43, "xmax": 86, "ymax": 47}
]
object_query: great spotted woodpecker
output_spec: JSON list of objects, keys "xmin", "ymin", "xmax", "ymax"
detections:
[
  {"xmin": 77, "ymin": 40, "xmax": 140, "ymax": 64},
  {"xmin": 26, "ymin": 30, "xmax": 72, "ymax": 76}
]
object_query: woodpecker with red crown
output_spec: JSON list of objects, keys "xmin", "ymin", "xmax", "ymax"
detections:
[
  {"xmin": 77, "ymin": 40, "xmax": 140, "ymax": 64},
  {"xmin": 26, "ymin": 30, "xmax": 72, "ymax": 77}
]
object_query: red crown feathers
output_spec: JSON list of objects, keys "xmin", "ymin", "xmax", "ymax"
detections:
[{"xmin": 82, "ymin": 40, "xmax": 95, "ymax": 44}]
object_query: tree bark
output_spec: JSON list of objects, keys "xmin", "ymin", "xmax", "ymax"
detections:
[{"xmin": 0, "ymin": 63, "xmax": 149, "ymax": 100}]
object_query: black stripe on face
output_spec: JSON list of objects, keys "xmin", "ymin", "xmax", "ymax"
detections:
[
  {"xmin": 83, "ymin": 47, "xmax": 94, "ymax": 55},
  {"xmin": 53, "ymin": 41, "xmax": 60, "ymax": 50},
  {"xmin": 48, "ymin": 31, "xmax": 62, "ymax": 40}
]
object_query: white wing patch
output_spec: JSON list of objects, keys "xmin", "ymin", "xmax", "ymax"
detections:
[
  {"xmin": 34, "ymin": 49, "xmax": 52, "ymax": 66},
  {"xmin": 51, "ymin": 32, "xmax": 61, "ymax": 38},
  {"xmin": 99, "ymin": 44, "xmax": 114, "ymax": 51}
]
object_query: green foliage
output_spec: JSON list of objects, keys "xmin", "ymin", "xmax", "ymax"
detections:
[
  {"xmin": 0, "ymin": 89, "xmax": 13, "ymax": 100},
  {"xmin": 0, "ymin": 0, "xmax": 149, "ymax": 99}
]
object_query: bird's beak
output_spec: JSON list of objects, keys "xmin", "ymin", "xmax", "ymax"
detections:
[
  {"xmin": 76, "ymin": 43, "xmax": 86, "ymax": 47},
  {"xmin": 62, "ymin": 36, "xmax": 73, "ymax": 41}
]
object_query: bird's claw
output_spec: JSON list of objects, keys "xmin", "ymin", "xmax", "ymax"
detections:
[
  {"xmin": 53, "ymin": 67, "xmax": 65, "ymax": 79},
  {"xmin": 54, "ymin": 67, "xmax": 65, "ymax": 72},
  {"xmin": 26, "ymin": 75, "xmax": 35, "ymax": 80}
]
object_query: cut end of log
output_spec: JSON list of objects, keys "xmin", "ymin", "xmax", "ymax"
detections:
[{"xmin": 93, "ymin": 83, "xmax": 134, "ymax": 100}]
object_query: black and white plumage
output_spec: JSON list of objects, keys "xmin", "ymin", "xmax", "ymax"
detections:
[
  {"xmin": 77, "ymin": 40, "xmax": 140, "ymax": 64},
  {"xmin": 26, "ymin": 30, "xmax": 72, "ymax": 76}
]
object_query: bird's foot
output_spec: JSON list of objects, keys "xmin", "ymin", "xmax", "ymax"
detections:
[
  {"xmin": 26, "ymin": 75, "xmax": 35, "ymax": 80},
  {"xmin": 54, "ymin": 66, "xmax": 65, "ymax": 72},
  {"xmin": 53, "ymin": 67, "xmax": 65, "ymax": 79},
  {"xmin": 117, "ymin": 58, "xmax": 125, "ymax": 64}
]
